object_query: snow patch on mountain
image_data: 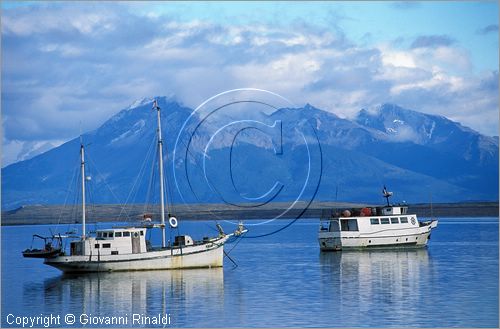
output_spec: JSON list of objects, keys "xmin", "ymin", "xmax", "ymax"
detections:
[
  {"xmin": 110, "ymin": 119, "xmax": 146, "ymax": 145},
  {"xmin": 127, "ymin": 97, "xmax": 154, "ymax": 110}
]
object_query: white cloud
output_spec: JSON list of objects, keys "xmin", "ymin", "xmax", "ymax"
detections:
[
  {"xmin": 1, "ymin": 3, "xmax": 498, "ymax": 166},
  {"xmin": 381, "ymin": 49, "xmax": 417, "ymax": 68}
]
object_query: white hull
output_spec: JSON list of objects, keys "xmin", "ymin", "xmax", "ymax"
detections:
[
  {"xmin": 319, "ymin": 227, "xmax": 433, "ymax": 251},
  {"xmin": 45, "ymin": 236, "xmax": 228, "ymax": 273},
  {"xmin": 319, "ymin": 207, "xmax": 438, "ymax": 251}
]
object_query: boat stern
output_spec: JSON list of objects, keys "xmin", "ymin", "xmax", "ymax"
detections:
[{"xmin": 318, "ymin": 232, "xmax": 342, "ymax": 251}]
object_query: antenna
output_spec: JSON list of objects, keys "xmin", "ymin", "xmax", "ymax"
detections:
[
  {"xmin": 382, "ymin": 185, "xmax": 393, "ymax": 207},
  {"xmin": 79, "ymin": 121, "xmax": 83, "ymax": 145}
]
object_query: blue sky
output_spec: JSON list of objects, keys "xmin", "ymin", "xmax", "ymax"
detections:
[
  {"xmin": 140, "ymin": 1, "xmax": 498, "ymax": 71},
  {"xmin": 1, "ymin": 1, "xmax": 498, "ymax": 166}
]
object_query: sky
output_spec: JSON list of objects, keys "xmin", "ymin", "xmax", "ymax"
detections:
[{"xmin": 1, "ymin": 1, "xmax": 498, "ymax": 166}]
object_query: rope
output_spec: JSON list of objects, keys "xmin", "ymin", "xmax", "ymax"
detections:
[
  {"xmin": 111, "ymin": 133, "xmax": 157, "ymax": 221},
  {"xmin": 55, "ymin": 154, "xmax": 79, "ymax": 235},
  {"xmin": 144, "ymin": 144, "xmax": 158, "ymax": 217}
]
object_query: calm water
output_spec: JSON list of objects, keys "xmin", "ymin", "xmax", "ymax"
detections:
[{"xmin": 2, "ymin": 217, "xmax": 498, "ymax": 328}]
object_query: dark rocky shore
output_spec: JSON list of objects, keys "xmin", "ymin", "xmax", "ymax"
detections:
[{"xmin": 1, "ymin": 201, "xmax": 498, "ymax": 226}]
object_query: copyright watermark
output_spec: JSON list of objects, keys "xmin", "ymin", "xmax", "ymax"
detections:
[
  {"xmin": 5, "ymin": 313, "xmax": 172, "ymax": 327},
  {"xmin": 172, "ymin": 88, "xmax": 323, "ymax": 236}
]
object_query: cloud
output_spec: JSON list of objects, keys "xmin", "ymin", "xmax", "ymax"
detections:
[
  {"xmin": 410, "ymin": 35, "xmax": 456, "ymax": 49},
  {"xmin": 476, "ymin": 24, "xmax": 499, "ymax": 35},
  {"xmin": 1, "ymin": 2, "xmax": 498, "ymax": 166},
  {"xmin": 391, "ymin": 2, "xmax": 421, "ymax": 10}
]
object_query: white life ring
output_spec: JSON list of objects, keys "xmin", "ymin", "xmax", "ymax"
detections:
[{"xmin": 169, "ymin": 216, "xmax": 178, "ymax": 228}]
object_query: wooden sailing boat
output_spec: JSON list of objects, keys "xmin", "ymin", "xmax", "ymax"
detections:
[{"xmin": 24, "ymin": 100, "xmax": 246, "ymax": 272}]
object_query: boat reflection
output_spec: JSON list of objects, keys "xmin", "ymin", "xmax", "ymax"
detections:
[
  {"xmin": 22, "ymin": 269, "xmax": 224, "ymax": 317},
  {"xmin": 319, "ymin": 249, "xmax": 432, "ymax": 314}
]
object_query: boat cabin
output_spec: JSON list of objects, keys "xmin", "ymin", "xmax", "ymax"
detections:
[
  {"xmin": 320, "ymin": 205, "xmax": 417, "ymax": 234},
  {"xmin": 381, "ymin": 206, "xmax": 408, "ymax": 216},
  {"xmin": 69, "ymin": 228, "xmax": 198, "ymax": 256},
  {"xmin": 70, "ymin": 228, "xmax": 147, "ymax": 256}
]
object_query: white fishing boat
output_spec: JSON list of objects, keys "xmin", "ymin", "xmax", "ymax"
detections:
[
  {"xmin": 24, "ymin": 100, "xmax": 247, "ymax": 272},
  {"xmin": 318, "ymin": 187, "xmax": 438, "ymax": 251}
]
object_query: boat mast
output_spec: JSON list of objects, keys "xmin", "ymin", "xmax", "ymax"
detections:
[
  {"xmin": 80, "ymin": 142, "xmax": 86, "ymax": 239},
  {"xmin": 154, "ymin": 100, "xmax": 167, "ymax": 248}
]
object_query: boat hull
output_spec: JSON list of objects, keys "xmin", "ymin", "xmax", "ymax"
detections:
[
  {"xmin": 45, "ymin": 237, "xmax": 228, "ymax": 273},
  {"xmin": 23, "ymin": 248, "xmax": 62, "ymax": 259},
  {"xmin": 319, "ymin": 222, "xmax": 436, "ymax": 251}
]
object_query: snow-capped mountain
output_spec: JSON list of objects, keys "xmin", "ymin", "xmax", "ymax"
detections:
[
  {"xmin": 355, "ymin": 104, "xmax": 498, "ymax": 164},
  {"xmin": 2, "ymin": 98, "xmax": 498, "ymax": 210}
]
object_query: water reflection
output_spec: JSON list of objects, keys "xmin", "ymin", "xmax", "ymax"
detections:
[
  {"xmin": 22, "ymin": 269, "xmax": 224, "ymax": 322},
  {"xmin": 319, "ymin": 249, "xmax": 432, "ymax": 323}
]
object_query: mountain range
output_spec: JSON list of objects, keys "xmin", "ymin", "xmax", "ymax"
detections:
[{"xmin": 2, "ymin": 97, "xmax": 498, "ymax": 210}]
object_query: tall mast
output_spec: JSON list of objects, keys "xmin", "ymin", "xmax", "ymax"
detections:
[
  {"xmin": 154, "ymin": 100, "xmax": 167, "ymax": 248},
  {"xmin": 80, "ymin": 143, "xmax": 86, "ymax": 239}
]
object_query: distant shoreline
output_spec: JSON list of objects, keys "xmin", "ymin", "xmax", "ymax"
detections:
[{"xmin": 1, "ymin": 201, "xmax": 498, "ymax": 226}]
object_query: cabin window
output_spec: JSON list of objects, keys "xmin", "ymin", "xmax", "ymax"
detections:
[
  {"xmin": 108, "ymin": 232, "xmax": 114, "ymax": 238},
  {"xmin": 94, "ymin": 244, "xmax": 100, "ymax": 248},
  {"xmin": 380, "ymin": 218, "xmax": 390, "ymax": 224},
  {"xmin": 103, "ymin": 243, "xmax": 111, "ymax": 248},
  {"xmin": 140, "ymin": 231, "xmax": 144, "ymax": 236},
  {"xmin": 370, "ymin": 218, "xmax": 379, "ymax": 225},
  {"xmin": 97, "ymin": 232, "xmax": 102, "ymax": 238},
  {"xmin": 390, "ymin": 217, "xmax": 399, "ymax": 224},
  {"xmin": 111, "ymin": 251, "xmax": 118, "ymax": 255},
  {"xmin": 133, "ymin": 232, "xmax": 139, "ymax": 238},
  {"xmin": 329, "ymin": 220, "xmax": 340, "ymax": 232},
  {"xmin": 400, "ymin": 217, "xmax": 408, "ymax": 223},
  {"xmin": 320, "ymin": 222, "xmax": 329, "ymax": 231},
  {"xmin": 341, "ymin": 219, "xmax": 359, "ymax": 231},
  {"xmin": 123, "ymin": 232, "xmax": 131, "ymax": 237},
  {"xmin": 115, "ymin": 232, "xmax": 122, "ymax": 237}
]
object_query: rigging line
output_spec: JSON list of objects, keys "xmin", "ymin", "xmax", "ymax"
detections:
[
  {"xmin": 88, "ymin": 171, "xmax": 100, "ymax": 233},
  {"xmin": 55, "ymin": 155, "xmax": 80, "ymax": 231},
  {"xmin": 85, "ymin": 154, "xmax": 125, "ymax": 216},
  {"xmin": 115, "ymin": 133, "xmax": 157, "ymax": 221},
  {"xmin": 145, "ymin": 149, "xmax": 158, "ymax": 217},
  {"xmin": 160, "ymin": 138, "xmax": 174, "ymax": 214},
  {"xmin": 179, "ymin": 133, "xmax": 278, "ymax": 231},
  {"xmin": 72, "ymin": 165, "xmax": 81, "ymax": 230},
  {"xmin": 162, "ymin": 161, "xmax": 180, "ymax": 236},
  {"xmin": 122, "ymin": 140, "xmax": 157, "ymax": 222},
  {"xmin": 223, "ymin": 249, "xmax": 238, "ymax": 268},
  {"xmin": 226, "ymin": 233, "xmax": 245, "ymax": 254},
  {"xmin": 165, "ymin": 158, "xmax": 176, "ymax": 216},
  {"xmin": 164, "ymin": 162, "xmax": 177, "ymax": 217},
  {"xmin": 175, "ymin": 135, "xmax": 230, "ymax": 222}
]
